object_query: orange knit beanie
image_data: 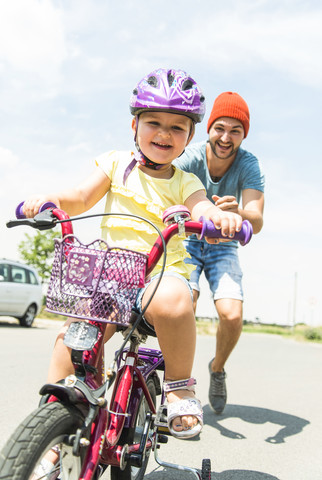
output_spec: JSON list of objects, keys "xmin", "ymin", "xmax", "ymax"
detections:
[{"xmin": 207, "ymin": 91, "xmax": 250, "ymax": 138}]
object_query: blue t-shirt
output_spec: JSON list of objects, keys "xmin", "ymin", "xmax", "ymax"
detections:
[{"xmin": 174, "ymin": 141, "xmax": 265, "ymax": 247}]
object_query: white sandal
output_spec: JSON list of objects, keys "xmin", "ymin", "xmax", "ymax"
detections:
[{"xmin": 164, "ymin": 378, "xmax": 203, "ymax": 440}]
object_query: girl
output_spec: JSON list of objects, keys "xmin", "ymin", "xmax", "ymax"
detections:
[{"xmin": 23, "ymin": 68, "xmax": 242, "ymax": 439}]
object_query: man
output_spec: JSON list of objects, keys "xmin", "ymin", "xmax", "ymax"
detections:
[{"xmin": 173, "ymin": 91, "xmax": 264, "ymax": 414}]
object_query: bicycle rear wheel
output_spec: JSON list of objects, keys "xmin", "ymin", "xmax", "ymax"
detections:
[
  {"xmin": 110, "ymin": 377, "xmax": 157, "ymax": 480},
  {"xmin": 0, "ymin": 402, "xmax": 87, "ymax": 480}
]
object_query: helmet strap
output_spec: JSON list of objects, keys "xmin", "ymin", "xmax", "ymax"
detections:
[
  {"xmin": 124, "ymin": 113, "xmax": 190, "ymax": 184},
  {"xmin": 123, "ymin": 151, "xmax": 163, "ymax": 184},
  {"xmin": 135, "ymin": 150, "xmax": 163, "ymax": 170}
]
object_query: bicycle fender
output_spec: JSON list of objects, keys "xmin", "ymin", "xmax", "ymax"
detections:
[{"xmin": 39, "ymin": 383, "xmax": 84, "ymax": 405}]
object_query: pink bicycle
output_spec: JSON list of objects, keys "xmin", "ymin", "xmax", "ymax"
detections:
[{"xmin": 0, "ymin": 204, "xmax": 252, "ymax": 480}]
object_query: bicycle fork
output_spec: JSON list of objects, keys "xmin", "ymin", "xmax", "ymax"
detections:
[{"xmin": 100, "ymin": 348, "xmax": 159, "ymax": 469}]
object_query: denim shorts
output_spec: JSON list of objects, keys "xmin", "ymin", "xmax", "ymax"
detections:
[
  {"xmin": 134, "ymin": 272, "xmax": 193, "ymax": 334},
  {"xmin": 184, "ymin": 239, "xmax": 243, "ymax": 301}
]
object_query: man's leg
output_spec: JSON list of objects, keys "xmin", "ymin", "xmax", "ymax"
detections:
[
  {"xmin": 211, "ymin": 298, "xmax": 243, "ymax": 372},
  {"xmin": 208, "ymin": 298, "xmax": 243, "ymax": 414},
  {"xmin": 203, "ymin": 243, "xmax": 243, "ymax": 414},
  {"xmin": 192, "ymin": 289, "xmax": 199, "ymax": 313}
]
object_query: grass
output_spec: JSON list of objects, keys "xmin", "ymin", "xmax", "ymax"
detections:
[
  {"xmin": 38, "ymin": 308, "xmax": 322, "ymax": 344},
  {"xmin": 38, "ymin": 307, "xmax": 68, "ymax": 322}
]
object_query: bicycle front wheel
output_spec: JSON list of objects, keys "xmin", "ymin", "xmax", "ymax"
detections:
[
  {"xmin": 0, "ymin": 402, "xmax": 87, "ymax": 480},
  {"xmin": 110, "ymin": 377, "xmax": 157, "ymax": 480}
]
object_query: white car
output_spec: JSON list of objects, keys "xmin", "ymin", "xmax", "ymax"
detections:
[{"xmin": 0, "ymin": 259, "xmax": 43, "ymax": 327}]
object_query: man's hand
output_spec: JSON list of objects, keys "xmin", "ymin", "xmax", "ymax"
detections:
[{"xmin": 212, "ymin": 195, "xmax": 239, "ymax": 213}]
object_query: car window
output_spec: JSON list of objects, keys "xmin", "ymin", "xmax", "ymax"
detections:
[
  {"xmin": 29, "ymin": 271, "xmax": 40, "ymax": 285},
  {"xmin": 11, "ymin": 266, "xmax": 28, "ymax": 284},
  {"xmin": 0, "ymin": 264, "xmax": 9, "ymax": 282}
]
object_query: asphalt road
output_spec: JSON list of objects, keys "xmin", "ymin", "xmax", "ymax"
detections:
[{"xmin": 1, "ymin": 316, "xmax": 322, "ymax": 479}]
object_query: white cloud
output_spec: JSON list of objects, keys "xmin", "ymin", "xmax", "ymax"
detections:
[
  {"xmin": 2, "ymin": 0, "xmax": 321, "ymax": 98},
  {"xmin": 66, "ymin": 142, "xmax": 92, "ymax": 154},
  {"xmin": 0, "ymin": 0, "xmax": 66, "ymax": 81},
  {"xmin": 0, "ymin": 146, "xmax": 19, "ymax": 167},
  {"xmin": 144, "ymin": 4, "xmax": 322, "ymax": 89}
]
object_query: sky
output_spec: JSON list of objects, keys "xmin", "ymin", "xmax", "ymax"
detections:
[{"xmin": 1, "ymin": 0, "xmax": 322, "ymax": 326}]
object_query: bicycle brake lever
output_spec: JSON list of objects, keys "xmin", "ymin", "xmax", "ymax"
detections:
[{"xmin": 6, "ymin": 209, "xmax": 57, "ymax": 230}]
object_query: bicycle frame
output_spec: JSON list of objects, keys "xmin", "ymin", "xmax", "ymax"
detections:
[
  {"xmin": 76, "ymin": 326, "xmax": 164, "ymax": 479},
  {"xmin": 100, "ymin": 344, "xmax": 164, "ymax": 467},
  {"xmin": 40, "ymin": 311, "xmax": 164, "ymax": 479}
]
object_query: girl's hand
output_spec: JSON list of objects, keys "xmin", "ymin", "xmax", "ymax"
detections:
[
  {"xmin": 206, "ymin": 208, "xmax": 243, "ymax": 244},
  {"xmin": 185, "ymin": 190, "xmax": 242, "ymax": 242},
  {"xmin": 22, "ymin": 195, "xmax": 60, "ymax": 218}
]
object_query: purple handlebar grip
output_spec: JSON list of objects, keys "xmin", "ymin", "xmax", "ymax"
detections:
[
  {"xmin": 199, "ymin": 217, "xmax": 253, "ymax": 246},
  {"xmin": 16, "ymin": 201, "xmax": 57, "ymax": 219}
]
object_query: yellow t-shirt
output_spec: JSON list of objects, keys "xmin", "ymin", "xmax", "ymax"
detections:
[{"xmin": 95, "ymin": 150, "xmax": 205, "ymax": 278}]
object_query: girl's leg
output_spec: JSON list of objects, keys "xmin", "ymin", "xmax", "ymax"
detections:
[
  {"xmin": 47, "ymin": 319, "xmax": 116, "ymax": 383},
  {"xmin": 47, "ymin": 318, "xmax": 74, "ymax": 383},
  {"xmin": 142, "ymin": 276, "xmax": 198, "ymax": 432}
]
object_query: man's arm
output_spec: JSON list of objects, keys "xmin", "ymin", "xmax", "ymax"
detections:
[
  {"xmin": 240, "ymin": 189, "xmax": 264, "ymax": 234},
  {"xmin": 212, "ymin": 188, "xmax": 264, "ymax": 234}
]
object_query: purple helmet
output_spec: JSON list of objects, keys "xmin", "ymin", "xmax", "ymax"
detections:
[{"xmin": 130, "ymin": 68, "xmax": 206, "ymax": 123}]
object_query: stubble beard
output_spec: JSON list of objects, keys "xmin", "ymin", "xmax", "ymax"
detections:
[{"xmin": 209, "ymin": 139, "xmax": 239, "ymax": 160}]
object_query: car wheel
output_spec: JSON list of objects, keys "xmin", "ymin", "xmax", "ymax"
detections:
[{"xmin": 18, "ymin": 304, "xmax": 37, "ymax": 327}]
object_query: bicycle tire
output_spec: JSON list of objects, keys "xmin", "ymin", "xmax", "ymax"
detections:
[
  {"xmin": 0, "ymin": 402, "xmax": 87, "ymax": 480},
  {"xmin": 201, "ymin": 458, "xmax": 212, "ymax": 480},
  {"xmin": 110, "ymin": 376, "xmax": 157, "ymax": 480},
  {"xmin": 17, "ymin": 303, "xmax": 37, "ymax": 327}
]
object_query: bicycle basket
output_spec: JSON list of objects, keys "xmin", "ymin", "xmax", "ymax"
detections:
[{"xmin": 46, "ymin": 235, "xmax": 148, "ymax": 326}]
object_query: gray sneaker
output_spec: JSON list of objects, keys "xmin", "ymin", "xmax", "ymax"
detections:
[{"xmin": 208, "ymin": 359, "xmax": 227, "ymax": 414}]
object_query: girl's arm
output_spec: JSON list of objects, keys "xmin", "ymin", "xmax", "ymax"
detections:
[
  {"xmin": 23, "ymin": 167, "xmax": 111, "ymax": 218},
  {"xmin": 185, "ymin": 189, "xmax": 243, "ymax": 242}
]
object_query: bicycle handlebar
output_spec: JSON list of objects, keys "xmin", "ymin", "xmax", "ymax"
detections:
[
  {"xmin": 7, "ymin": 203, "xmax": 71, "ymax": 233},
  {"xmin": 7, "ymin": 202, "xmax": 252, "ymax": 276},
  {"xmin": 145, "ymin": 218, "xmax": 252, "ymax": 276}
]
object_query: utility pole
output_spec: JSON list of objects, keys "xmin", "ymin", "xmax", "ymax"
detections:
[{"xmin": 292, "ymin": 272, "xmax": 298, "ymax": 332}]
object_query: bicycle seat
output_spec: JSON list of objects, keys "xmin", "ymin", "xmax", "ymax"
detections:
[{"xmin": 117, "ymin": 309, "xmax": 157, "ymax": 337}]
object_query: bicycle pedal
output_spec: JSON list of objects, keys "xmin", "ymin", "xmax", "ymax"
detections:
[
  {"xmin": 155, "ymin": 405, "xmax": 170, "ymax": 435},
  {"xmin": 156, "ymin": 434, "xmax": 168, "ymax": 444}
]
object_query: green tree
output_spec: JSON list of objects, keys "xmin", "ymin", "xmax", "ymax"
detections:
[{"xmin": 18, "ymin": 229, "xmax": 61, "ymax": 282}]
